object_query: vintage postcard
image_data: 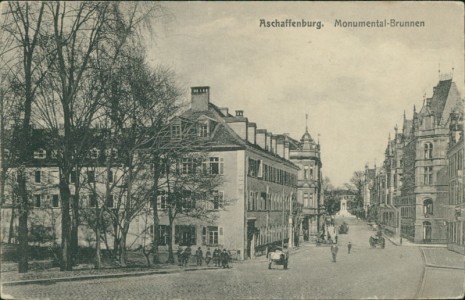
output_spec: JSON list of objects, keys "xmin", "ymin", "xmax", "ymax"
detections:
[{"xmin": 1, "ymin": 1, "xmax": 464, "ymax": 299}]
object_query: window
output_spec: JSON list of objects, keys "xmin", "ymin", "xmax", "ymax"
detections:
[
  {"xmin": 175, "ymin": 225, "xmax": 196, "ymax": 246},
  {"xmin": 107, "ymin": 170, "xmax": 114, "ymax": 183},
  {"xmin": 198, "ymin": 122, "xmax": 209, "ymax": 137},
  {"xmin": 303, "ymin": 192, "xmax": 309, "ymax": 207},
  {"xmin": 158, "ymin": 225, "xmax": 169, "ymax": 246},
  {"xmin": 423, "ymin": 167, "xmax": 433, "ymax": 185},
  {"xmin": 89, "ymin": 148, "xmax": 100, "ymax": 159},
  {"xmin": 106, "ymin": 195, "xmax": 114, "ymax": 208},
  {"xmin": 52, "ymin": 195, "xmax": 59, "ymax": 207},
  {"xmin": 35, "ymin": 171, "xmax": 41, "ymax": 183},
  {"xmin": 34, "ymin": 148, "xmax": 46, "ymax": 159},
  {"xmin": 423, "ymin": 199, "xmax": 433, "ymax": 215},
  {"xmin": 34, "ymin": 195, "xmax": 41, "ymax": 208},
  {"xmin": 206, "ymin": 157, "xmax": 224, "ymax": 175},
  {"xmin": 182, "ymin": 158, "xmax": 197, "ymax": 175},
  {"xmin": 304, "ymin": 166, "xmax": 309, "ymax": 179},
  {"xmin": 70, "ymin": 170, "xmax": 77, "ymax": 184},
  {"xmin": 87, "ymin": 171, "xmax": 95, "ymax": 183},
  {"xmin": 248, "ymin": 191, "xmax": 254, "ymax": 211},
  {"xmin": 211, "ymin": 190, "xmax": 224, "ymax": 209},
  {"xmin": 179, "ymin": 190, "xmax": 193, "ymax": 210},
  {"xmin": 424, "ymin": 143, "xmax": 433, "ymax": 159},
  {"xmin": 171, "ymin": 124, "xmax": 182, "ymax": 139},
  {"xmin": 157, "ymin": 191, "xmax": 167, "ymax": 209},
  {"xmin": 261, "ymin": 192, "xmax": 267, "ymax": 210},
  {"xmin": 202, "ymin": 226, "xmax": 223, "ymax": 246}
]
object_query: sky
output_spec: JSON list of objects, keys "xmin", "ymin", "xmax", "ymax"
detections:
[{"xmin": 146, "ymin": 1, "xmax": 464, "ymax": 187}]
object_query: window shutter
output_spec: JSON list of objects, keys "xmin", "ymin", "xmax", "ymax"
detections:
[
  {"xmin": 220, "ymin": 157, "xmax": 224, "ymax": 175},
  {"xmin": 219, "ymin": 226, "xmax": 224, "ymax": 246},
  {"xmin": 258, "ymin": 160, "xmax": 263, "ymax": 178},
  {"xmin": 219, "ymin": 191, "xmax": 224, "ymax": 208}
]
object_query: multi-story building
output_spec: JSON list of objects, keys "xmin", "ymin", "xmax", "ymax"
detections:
[
  {"xmin": 397, "ymin": 76, "xmax": 461, "ymax": 243},
  {"xmin": 362, "ymin": 164, "xmax": 376, "ymax": 215},
  {"xmin": 1, "ymin": 86, "xmax": 303, "ymax": 261},
  {"xmin": 288, "ymin": 120, "xmax": 322, "ymax": 241},
  {"xmin": 445, "ymin": 103, "xmax": 464, "ymax": 254}
]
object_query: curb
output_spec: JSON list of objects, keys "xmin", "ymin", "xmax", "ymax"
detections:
[{"xmin": 2, "ymin": 266, "xmax": 219, "ymax": 287}]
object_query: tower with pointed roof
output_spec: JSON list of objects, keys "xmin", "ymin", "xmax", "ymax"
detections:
[{"xmin": 288, "ymin": 114, "xmax": 323, "ymax": 242}]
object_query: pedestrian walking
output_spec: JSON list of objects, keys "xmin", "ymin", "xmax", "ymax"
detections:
[
  {"xmin": 177, "ymin": 246, "xmax": 183, "ymax": 266},
  {"xmin": 205, "ymin": 248, "xmax": 212, "ymax": 266},
  {"xmin": 347, "ymin": 242, "xmax": 352, "ymax": 254},
  {"xmin": 196, "ymin": 247, "xmax": 203, "ymax": 266},
  {"xmin": 182, "ymin": 246, "xmax": 192, "ymax": 267},
  {"xmin": 213, "ymin": 247, "xmax": 221, "ymax": 267},
  {"xmin": 330, "ymin": 244, "xmax": 339, "ymax": 262},
  {"xmin": 221, "ymin": 249, "xmax": 230, "ymax": 268}
]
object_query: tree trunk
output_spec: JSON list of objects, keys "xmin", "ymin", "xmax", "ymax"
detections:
[
  {"xmin": 151, "ymin": 160, "xmax": 160, "ymax": 264},
  {"xmin": 95, "ymin": 207, "xmax": 101, "ymax": 269},
  {"xmin": 8, "ymin": 195, "xmax": 16, "ymax": 244},
  {"xmin": 17, "ymin": 171, "xmax": 29, "ymax": 273},
  {"xmin": 119, "ymin": 225, "xmax": 129, "ymax": 267},
  {"xmin": 59, "ymin": 180, "xmax": 72, "ymax": 271},
  {"xmin": 71, "ymin": 171, "xmax": 80, "ymax": 265},
  {"xmin": 167, "ymin": 218, "xmax": 174, "ymax": 264}
]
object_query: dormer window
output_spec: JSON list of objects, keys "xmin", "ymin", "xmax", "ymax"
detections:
[
  {"xmin": 171, "ymin": 124, "xmax": 182, "ymax": 139},
  {"xmin": 34, "ymin": 148, "xmax": 46, "ymax": 159},
  {"xmin": 90, "ymin": 148, "xmax": 100, "ymax": 159},
  {"xmin": 198, "ymin": 122, "xmax": 209, "ymax": 138},
  {"xmin": 105, "ymin": 148, "xmax": 118, "ymax": 159}
]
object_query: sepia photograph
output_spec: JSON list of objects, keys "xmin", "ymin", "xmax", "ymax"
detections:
[{"xmin": 0, "ymin": 1, "xmax": 464, "ymax": 299}]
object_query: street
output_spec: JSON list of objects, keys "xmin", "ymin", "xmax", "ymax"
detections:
[{"xmin": 3, "ymin": 219, "xmax": 462, "ymax": 299}]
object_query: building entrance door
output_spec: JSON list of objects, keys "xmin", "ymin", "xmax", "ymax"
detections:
[
  {"xmin": 246, "ymin": 220, "xmax": 256, "ymax": 259},
  {"xmin": 423, "ymin": 221, "xmax": 432, "ymax": 242}
]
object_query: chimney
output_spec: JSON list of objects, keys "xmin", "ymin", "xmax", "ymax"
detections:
[
  {"xmin": 277, "ymin": 140, "xmax": 284, "ymax": 158},
  {"xmin": 284, "ymin": 141, "xmax": 290, "ymax": 160},
  {"xmin": 191, "ymin": 86, "xmax": 210, "ymax": 111},
  {"xmin": 283, "ymin": 133, "xmax": 290, "ymax": 159},
  {"xmin": 247, "ymin": 123, "xmax": 256, "ymax": 144},
  {"xmin": 267, "ymin": 132, "xmax": 273, "ymax": 152},
  {"xmin": 256, "ymin": 129, "xmax": 267, "ymax": 149},
  {"xmin": 219, "ymin": 107, "xmax": 229, "ymax": 116},
  {"xmin": 272, "ymin": 135, "xmax": 278, "ymax": 154},
  {"xmin": 226, "ymin": 112, "xmax": 248, "ymax": 140}
]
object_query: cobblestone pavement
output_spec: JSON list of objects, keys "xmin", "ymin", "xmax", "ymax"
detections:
[{"xmin": 3, "ymin": 221, "xmax": 462, "ymax": 300}]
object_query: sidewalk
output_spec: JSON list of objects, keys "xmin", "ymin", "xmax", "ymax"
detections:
[
  {"xmin": 384, "ymin": 234, "xmax": 446, "ymax": 248},
  {"xmin": 2, "ymin": 248, "xmax": 306, "ymax": 286},
  {"xmin": 421, "ymin": 247, "xmax": 465, "ymax": 270},
  {"xmin": 1, "ymin": 263, "xmax": 221, "ymax": 287}
]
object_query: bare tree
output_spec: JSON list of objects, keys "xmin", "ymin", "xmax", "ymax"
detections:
[
  {"xmin": 28, "ymin": 1, "xmax": 162, "ymax": 271},
  {"xmin": 0, "ymin": 1, "xmax": 49, "ymax": 273}
]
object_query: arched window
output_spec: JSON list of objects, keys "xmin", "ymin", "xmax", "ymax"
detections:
[
  {"xmin": 424, "ymin": 142, "xmax": 433, "ymax": 159},
  {"xmin": 423, "ymin": 221, "xmax": 432, "ymax": 242},
  {"xmin": 423, "ymin": 199, "xmax": 433, "ymax": 216}
]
